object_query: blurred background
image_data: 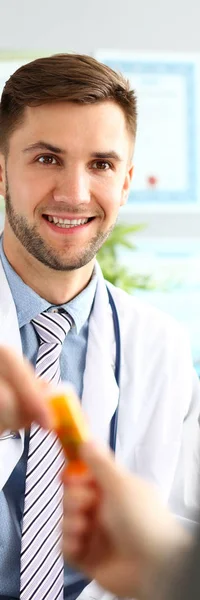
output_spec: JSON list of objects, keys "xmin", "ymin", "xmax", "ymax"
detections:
[{"xmin": 1, "ymin": 0, "xmax": 200, "ymax": 372}]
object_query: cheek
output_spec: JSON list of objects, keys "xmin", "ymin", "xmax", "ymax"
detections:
[
  {"xmin": 10, "ymin": 161, "xmax": 52, "ymax": 193},
  {"xmin": 94, "ymin": 177, "xmax": 123, "ymax": 212},
  {"xmin": 7, "ymin": 170, "xmax": 47, "ymax": 215},
  {"xmin": 8, "ymin": 179, "xmax": 34, "ymax": 214}
]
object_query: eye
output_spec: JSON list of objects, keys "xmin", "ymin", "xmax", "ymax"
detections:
[
  {"xmin": 37, "ymin": 155, "xmax": 59, "ymax": 165},
  {"xmin": 91, "ymin": 160, "xmax": 113, "ymax": 171}
]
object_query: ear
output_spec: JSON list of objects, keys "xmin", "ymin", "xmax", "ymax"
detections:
[
  {"xmin": 120, "ymin": 163, "xmax": 134, "ymax": 207},
  {"xmin": 0, "ymin": 153, "xmax": 6, "ymax": 198}
]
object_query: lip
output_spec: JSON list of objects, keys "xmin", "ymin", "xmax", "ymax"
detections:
[{"xmin": 42, "ymin": 215, "xmax": 95, "ymax": 235}]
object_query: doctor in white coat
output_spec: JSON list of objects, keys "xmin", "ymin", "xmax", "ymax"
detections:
[{"xmin": 0, "ymin": 53, "xmax": 199, "ymax": 600}]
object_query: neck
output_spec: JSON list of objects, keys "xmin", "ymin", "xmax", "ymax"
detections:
[{"xmin": 3, "ymin": 237, "xmax": 95, "ymax": 304}]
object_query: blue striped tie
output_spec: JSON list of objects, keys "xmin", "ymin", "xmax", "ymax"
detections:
[{"xmin": 20, "ymin": 309, "xmax": 73, "ymax": 600}]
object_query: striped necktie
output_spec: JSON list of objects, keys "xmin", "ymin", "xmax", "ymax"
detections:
[{"xmin": 20, "ymin": 308, "xmax": 73, "ymax": 600}]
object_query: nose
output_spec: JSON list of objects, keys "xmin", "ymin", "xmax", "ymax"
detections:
[{"xmin": 52, "ymin": 168, "xmax": 91, "ymax": 205}]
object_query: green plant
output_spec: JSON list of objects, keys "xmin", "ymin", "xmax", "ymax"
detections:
[{"xmin": 97, "ymin": 223, "xmax": 153, "ymax": 293}]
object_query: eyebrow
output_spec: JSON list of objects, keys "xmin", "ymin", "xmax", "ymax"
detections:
[
  {"xmin": 23, "ymin": 142, "xmax": 123, "ymax": 162},
  {"xmin": 91, "ymin": 151, "xmax": 122, "ymax": 162},
  {"xmin": 23, "ymin": 141, "xmax": 64, "ymax": 154}
]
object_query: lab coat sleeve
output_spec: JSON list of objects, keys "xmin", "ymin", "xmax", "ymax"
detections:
[{"xmin": 168, "ymin": 368, "xmax": 200, "ymax": 529}]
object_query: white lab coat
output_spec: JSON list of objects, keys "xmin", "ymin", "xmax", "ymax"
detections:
[{"xmin": 0, "ymin": 256, "xmax": 200, "ymax": 600}]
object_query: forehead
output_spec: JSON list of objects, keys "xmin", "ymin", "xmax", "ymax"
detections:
[{"xmin": 10, "ymin": 100, "xmax": 133, "ymax": 154}]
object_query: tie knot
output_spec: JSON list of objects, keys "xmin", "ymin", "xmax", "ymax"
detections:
[{"xmin": 32, "ymin": 309, "xmax": 73, "ymax": 346}]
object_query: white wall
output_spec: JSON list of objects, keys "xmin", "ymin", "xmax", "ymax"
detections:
[{"xmin": 1, "ymin": 0, "xmax": 200, "ymax": 55}]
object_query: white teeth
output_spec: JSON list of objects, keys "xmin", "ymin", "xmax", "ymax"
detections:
[{"xmin": 46, "ymin": 215, "xmax": 90, "ymax": 227}]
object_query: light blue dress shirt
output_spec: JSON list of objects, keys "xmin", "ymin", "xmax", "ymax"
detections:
[{"xmin": 0, "ymin": 237, "xmax": 97, "ymax": 599}]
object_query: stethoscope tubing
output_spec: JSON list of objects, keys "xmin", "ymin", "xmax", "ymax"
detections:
[{"xmin": 106, "ymin": 286, "xmax": 121, "ymax": 453}]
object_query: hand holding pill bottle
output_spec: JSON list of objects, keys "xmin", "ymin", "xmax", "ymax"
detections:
[{"xmin": 47, "ymin": 384, "xmax": 90, "ymax": 475}]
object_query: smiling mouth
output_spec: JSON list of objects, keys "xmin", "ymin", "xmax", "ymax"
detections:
[{"xmin": 43, "ymin": 215, "xmax": 94, "ymax": 228}]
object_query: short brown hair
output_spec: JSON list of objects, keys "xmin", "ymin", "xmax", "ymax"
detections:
[{"xmin": 0, "ymin": 53, "xmax": 137, "ymax": 152}]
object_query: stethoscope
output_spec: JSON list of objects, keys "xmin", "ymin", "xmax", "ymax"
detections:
[
  {"xmin": 0, "ymin": 431, "xmax": 20, "ymax": 441},
  {"xmin": 106, "ymin": 286, "xmax": 121, "ymax": 453},
  {"xmin": 0, "ymin": 288, "xmax": 121, "ymax": 451}
]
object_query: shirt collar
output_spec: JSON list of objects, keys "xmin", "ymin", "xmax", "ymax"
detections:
[{"xmin": 0, "ymin": 236, "xmax": 97, "ymax": 334}]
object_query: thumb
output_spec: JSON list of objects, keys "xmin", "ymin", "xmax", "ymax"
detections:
[{"xmin": 80, "ymin": 440, "xmax": 125, "ymax": 491}]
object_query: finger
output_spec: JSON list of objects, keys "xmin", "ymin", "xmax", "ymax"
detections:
[
  {"xmin": 0, "ymin": 380, "xmax": 20, "ymax": 432},
  {"xmin": 62, "ymin": 468, "xmax": 94, "ymax": 487},
  {"xmin": 63, "ymin": 517, "xmax": 93, "ymax": 564},
  {"xmin": 63, "ymin": 485, "xmax": 98, "ymax": 515},
  {"xmin": 80, "ymin": 441, "xmax": 127, "ymax": 490},
  {"xmin": 0, "ymin": 378, "xmax": 50, "ymax": 433},
  {"xmin": 63, "ymin": 513, "xmax": 92, "ymax": 537},
  {"xmin": 63, "ymin": 534, "xmax": 86, "ymax": 562},
  {"xmin": 0, "ymin": 346, "xmax": 52, "ymax": 429}
]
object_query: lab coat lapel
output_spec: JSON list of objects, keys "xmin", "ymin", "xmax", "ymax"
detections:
[
  {"xmin": 82, "ymin": 267, "xmax": 119, "ymax": 444},
  {"xmin": 0, "ymin": 259, "xmax": 22, "ymax": 352},
  {"xmin": 0, "ymin": 258, "xmax": 24, "ymax": 489}
]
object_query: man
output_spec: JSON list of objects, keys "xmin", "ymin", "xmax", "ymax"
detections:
[{"xmin": 0, "ymin": 53, "xmax": 199, "ymax": 600}]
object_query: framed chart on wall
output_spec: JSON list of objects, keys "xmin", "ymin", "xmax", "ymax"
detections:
[{"xmin": 95, "ymin": 51, "xmax": 200, "ymax": 210}]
